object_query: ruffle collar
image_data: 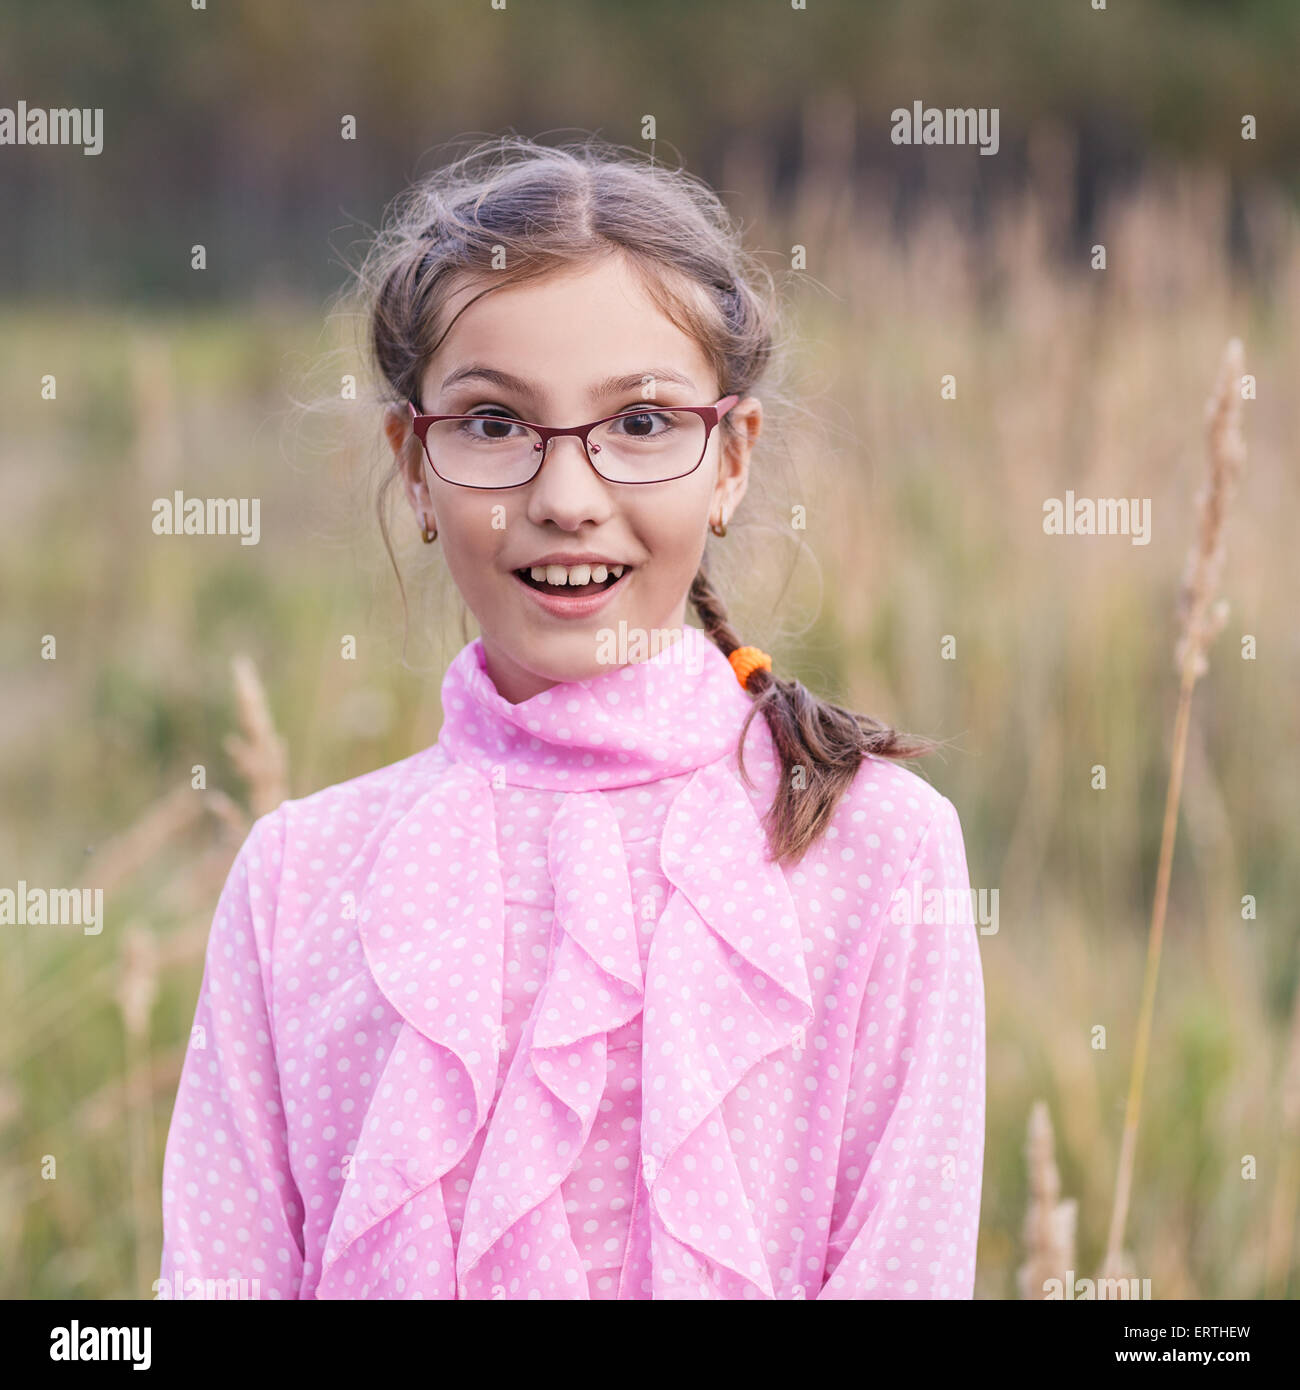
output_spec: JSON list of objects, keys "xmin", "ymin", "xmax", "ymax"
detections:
[
  {"xmin": 436, "ymin": 624, "xmax": 754, "ymax": 791},
  {"xmin": 315, "ymin": 626, "xmax": 814, "ymax": 1298}
]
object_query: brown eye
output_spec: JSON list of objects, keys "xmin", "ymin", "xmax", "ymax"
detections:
[{"xmin": 609, "ymin": 410, "xmax": 676, "ymax": 439}]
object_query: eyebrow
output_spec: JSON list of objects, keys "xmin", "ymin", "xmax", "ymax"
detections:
[{"xmin": 438, "ymin": 364, "xmax": 700, "ymax": 400}]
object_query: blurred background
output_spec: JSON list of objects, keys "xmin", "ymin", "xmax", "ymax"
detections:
[{"xmin": 2, "ymin": 0, "xmax": 1298, "ymax": 1299}]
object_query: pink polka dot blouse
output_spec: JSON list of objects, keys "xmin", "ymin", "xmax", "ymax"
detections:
[{"xmin": 159, "ymin": 624, "xmax": 986, "ymax": 1299}]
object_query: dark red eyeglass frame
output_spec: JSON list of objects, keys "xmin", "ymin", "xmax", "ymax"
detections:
[{"xmin": 406, "ymin": 394, "xmax": 740, "ymax": 489}]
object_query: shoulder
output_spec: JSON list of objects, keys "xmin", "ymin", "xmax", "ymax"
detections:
[
  {"xmin": 240, "ymin": 742, "xmax": 452, "ymax": 901},
  {"xmin": 823, "ymin": 753, "xmax": 964, "ymax": 880},
  {"xmin": 805, "ymin": 758, "xmax": 978, "ymax": 981},
  {"xmin": 275, "ymin": 741, "xmax": 448, "ymax": 837},
  {"xmin": 735, "ymin": 716, "xmax": 963, "ymax": 880}
]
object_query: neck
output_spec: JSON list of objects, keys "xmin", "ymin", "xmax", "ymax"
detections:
[{"xmin": 480, "ymin": 607, "xmax": 691, "ymax": 704}]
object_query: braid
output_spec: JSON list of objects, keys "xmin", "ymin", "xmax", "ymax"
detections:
[
  {"xmin": 690, "ymin": 563, "xmax": 943, "ymax": 866},
  {"xmin": 688, "ymin": 564, "xmax": 744, "ymax": 656}
]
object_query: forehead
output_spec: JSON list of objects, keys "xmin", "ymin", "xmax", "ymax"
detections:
[{"xmin": 422, "ymin": 255, "xmax": 716, "ymax": 405}]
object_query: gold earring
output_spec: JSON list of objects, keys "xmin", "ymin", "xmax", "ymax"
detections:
[
  {"xmin": 710, "ymin": 507, "xmax": 728, "ymax": 538},
  {"xmin": 419, "ymin": 513, "xmax": 437, "ymax": 544}
]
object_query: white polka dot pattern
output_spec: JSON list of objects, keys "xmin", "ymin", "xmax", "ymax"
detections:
[{"xmin": 159, "ymin": 624, "xmax": 986, "ymax": 1298}]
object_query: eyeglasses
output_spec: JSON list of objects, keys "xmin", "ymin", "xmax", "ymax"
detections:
[{"xmin": 407, "ymin": 394, "xmax": 739, "ymax": 489}]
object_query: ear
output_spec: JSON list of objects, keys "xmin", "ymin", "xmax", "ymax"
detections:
[
  {"xmin": 384, "ymin": 403, "xmax": 435, "ymax": 530},
  {"xmin": 712, "ymin": 395, "xmax": 761, "ymax": 521}
]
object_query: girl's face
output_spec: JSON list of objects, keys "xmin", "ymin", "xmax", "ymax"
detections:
[{"xmin": 384, "ymin": 253, "xmax": 761, "ymax": 703}]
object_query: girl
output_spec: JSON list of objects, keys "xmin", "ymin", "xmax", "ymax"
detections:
[{"xmin": 159, "ymin": 135, "xmax": 986, "ymax": 1300}]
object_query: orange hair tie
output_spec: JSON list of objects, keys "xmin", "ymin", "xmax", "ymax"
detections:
[{"xmin": 728, "ymin": 645, "xmax": 772, "ymax": 690}]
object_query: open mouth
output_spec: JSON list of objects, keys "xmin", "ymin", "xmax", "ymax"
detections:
[{"xmin": 513, "ymin": 565, "xmax": 632, "ymax": 597}]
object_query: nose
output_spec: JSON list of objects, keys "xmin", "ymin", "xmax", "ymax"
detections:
[{"xmin": 524, "ymin": 433, "xmax": 613, "ymax": 530}]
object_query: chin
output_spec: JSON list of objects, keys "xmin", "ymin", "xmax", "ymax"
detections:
[{"xmin": 492, "ymin": 627, "xmax": 603, "ymax": 686}]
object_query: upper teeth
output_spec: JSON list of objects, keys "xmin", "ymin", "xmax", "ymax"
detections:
[{"xmin": 529, "ymin": 563, "xmax": 624, "ymax": 585}]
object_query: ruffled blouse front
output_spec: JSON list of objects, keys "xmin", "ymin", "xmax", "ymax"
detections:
[
  {"xmin": 160, "ymin": 625, "xmax": 986, "ymax": 1299},
  {"xmin": 434, "ymin": 769, "xmax": 690, "ymax": 1297}
]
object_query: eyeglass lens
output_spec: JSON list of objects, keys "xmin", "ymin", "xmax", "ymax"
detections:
[{"xmin": 422, "ymin": 409, "xmax": 708, "ymax": 486}]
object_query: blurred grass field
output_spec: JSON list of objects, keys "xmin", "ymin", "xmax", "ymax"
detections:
[{"xmin": 2, "ymin": 151, "xmax": 1298, "ymax": 1299}]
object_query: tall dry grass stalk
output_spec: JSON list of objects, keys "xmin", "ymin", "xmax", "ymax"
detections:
[
  {"xmin": 225, "ymin": 654, "xmax": 289, "ymax": 818},
  {"xmin": 12, "ymin": 657, "xmax": 282, "ymax": 1076},
  {"xmin": 1102, "ymin": 338, "xmax": 1248, "ymax": 1277},
  {"xmin": 82, "ymin": 785, "xmax": 246, "ymax": 897},
  {"xmin": 1018, "ymin": 1100, "xmax": 1077, "ymax": 1299},
  {"xmin": 117, "ymin": 925, "xmax": 159, "ymax": 1296},
  {"xmin": 17, "ymin": 656, "xmax": 287, "ymax": 1294}
]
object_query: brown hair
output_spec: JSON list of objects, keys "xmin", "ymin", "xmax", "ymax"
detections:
[{"xmin": 355, "ymin": 134, "xmax": 941, "ymax": 865}]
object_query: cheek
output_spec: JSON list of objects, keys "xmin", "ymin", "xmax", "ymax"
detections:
[
  {"xmin": 635, "ymin": 477, "xmax": 713, "ymax": 548},
  {"xmin": 639, "ymin": 494, "xmax": 711, "ymax": 572},
  {"xmin": 435, "ymin": 496, "xmax": 508, "ymax": 595}
]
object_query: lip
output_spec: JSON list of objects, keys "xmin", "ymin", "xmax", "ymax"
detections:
[
  {"xmin": 510, "ymin": 565, "xmax": 631, "ymax": 620},
  {"xmin": 517, "ymin": 552, "xmax": 632, "ymax": 569}
]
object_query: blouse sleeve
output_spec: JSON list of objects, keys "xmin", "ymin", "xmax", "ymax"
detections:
[
  {"xmin": 158, "ymin": 809, "xmax": 305, "ymax": 1299},
  {"xmin": 818, "ymin": 795, "xmax": 986, "ymax": 1299}
]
